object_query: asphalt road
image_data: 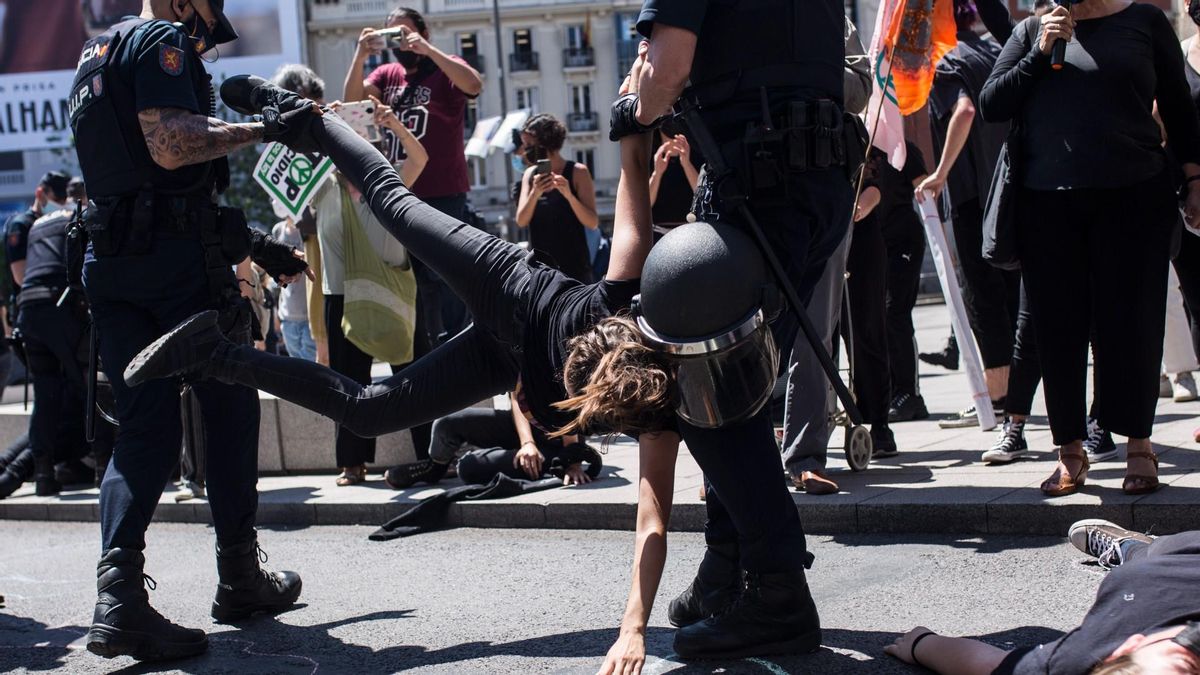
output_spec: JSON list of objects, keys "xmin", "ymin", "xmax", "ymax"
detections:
[{"xmin": 1, "ymin": 521, "xmax": 1106, "ymax": 674}]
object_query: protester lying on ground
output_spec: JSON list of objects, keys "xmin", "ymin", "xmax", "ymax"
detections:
[
  {"xmin": 394, "ymin": 390, "xmax": 601, "ymax": 488},
  {"xmin": 885, "ymin": 520, "xmax": 1200, "ymax": 675}
]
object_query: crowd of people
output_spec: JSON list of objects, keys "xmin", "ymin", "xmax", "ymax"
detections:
[{"xmin": 3, "ymin": 0, "xmax": 1200, "ymax": 671}]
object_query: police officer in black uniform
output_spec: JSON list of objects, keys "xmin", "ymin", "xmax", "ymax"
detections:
[
  {"xmin": 15, "ymin": 178, "xmax": 108, "ymax": 497},
  {"xmin": 607, "ymin": 0, "xmax": 859, "ymax": 661},
  {"xmin": 69, "ymin": 0, "xmax": 313, "ymax": 662}
]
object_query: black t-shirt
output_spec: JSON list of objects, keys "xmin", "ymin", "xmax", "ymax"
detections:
[
  {"xmin": 863, "ymin": 143, "xmax": 926, "ymax": 230},
  {"xmin": 518, "ymin": 266, "xmax": 640, "ymax": 433},
  {"xmin": 637, "ymin": 0, "xmax": 844, "ymax": 140},
  {"xmin": 526, "ymin": 161, "xmax": 594, "ymax": 283},
  {"xmin": 4, "ymin": 208, "xmax": 37, "ymax": 267},
  {"xmin": 994, "ymin": 533, "xmax": 1200, "ymax": 675},
  {"xmin": 22, "ymin": 209, "xmax": 72, "ymax": 290},
  {"xmin": 650, "ymin": 133, "xmax": 701, "ymax": 226}
]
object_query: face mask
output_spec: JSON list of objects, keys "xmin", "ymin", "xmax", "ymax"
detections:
[
  {"xmin": 179, "ymin": 2, "xmax": 216, "ymax": 55},
  {"xmin": 392, "ymin": 49, "xmax": 421, "ymax": 68},
  {"xmin": 1190, "ymin": 0, "xmax": 1200, "ymax": 27},
  {"xmin": 511, "ymin": 155, "xmax": 528, "ymax": 174}
]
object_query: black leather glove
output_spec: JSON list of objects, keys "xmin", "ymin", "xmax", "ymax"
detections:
[
  {"xmin": 261, "ymin": 105, "xmax": 321, "ymax": 153},
  {"xmin": 609, "ymin": 93, "xmax": 662, "ymax": 142},
  {"xmin": 249, "ymin": 229, "xmax": 308, "ymax": 283}
]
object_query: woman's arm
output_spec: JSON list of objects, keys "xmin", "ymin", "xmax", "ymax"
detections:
[
  {"xmin": 371, "ymin": 95, "xmax": 428, "ymax": 186},
  {"xmin": 648, "ymin": 143, "xmax": 670, "ymax": 206},
  {"xmin": 606, "ymin": 43, "xmax": 655, "ymax": 283},
  {"xmin": 1151, "ymin": 11, "xmax": 1200, "ymax": 177},
  {"xmin": 885, "ymin": 628, "xmax": 1011, "ymax": 675},
  {"xmin": 510, "ymin": 390, "xmax": 545, "ymax": 479},
  {"xmin": 979, "ymin": 17, "xmax": 1053, "ymax": 124},
  {"xmin": 345, "ymin": 28, "xmax": 384, "ymax": 103},
  {"xmin": 515, "ymin": 167, "xmax": 543, "ymax": 227},
  {"xmin": 557, "ymin": 163, "xmax": 600, "ymax": 229},
  {"xmin": 599, "ymin": 431, "xmax": 680, "ymax": 675}
]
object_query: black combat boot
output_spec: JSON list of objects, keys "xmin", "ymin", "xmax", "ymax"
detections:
[
  {"xmin": 33, "ymin": 452, "xmax": 60, "ymax": 497},
  {"xmin": 86, "ymin": 548, "xmax": 208, "ymax": 661},
  {"xmin": 211, "ymin": 537, "xmax": 302, "ymax": 623},
  {"xmin": 123, "ymin": 311, "xmax": 228, "ymax": 387},
  {"xmin": 673, "ymin": 569, "xmax": 821, "ymax": 659},
  {"xmin": 667, "ymin": 542, "xmax": 741, "ymax": 628}
]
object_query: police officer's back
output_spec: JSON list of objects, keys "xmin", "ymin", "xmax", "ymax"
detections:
[{"xmin": 68, "ymin": 0, "xmax": 303, "ymax": 662}]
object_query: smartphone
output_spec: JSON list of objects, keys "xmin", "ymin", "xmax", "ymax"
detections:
[
  {"xmin": 534, "ymin": 159, "xmax": 552, "ymax": 176},
  {"xmin": 336, "ymin": 101, "xmax": 381, "ymax": 144},
  {"xmin": 370, "ymin": 25, "xmax": 409, "ymax": 48}
]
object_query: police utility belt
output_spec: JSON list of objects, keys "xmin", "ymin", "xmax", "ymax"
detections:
[
  {"xmin": 86, "ymin": 187, "xmax": 250, "ymax": 263},
  {"xmin": 718, "ymin": 100, "xmax": 852, "ymax": 195}
]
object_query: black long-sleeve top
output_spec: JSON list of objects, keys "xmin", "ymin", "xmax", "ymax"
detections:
[{"xmin": 979, "ymin": 5, "xmax": 1200, "ymax": 190}]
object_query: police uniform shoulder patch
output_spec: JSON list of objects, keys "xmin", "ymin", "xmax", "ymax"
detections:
[{"xmin": 159, "ymin": 43, "xmax": 185, "ymax": 76}]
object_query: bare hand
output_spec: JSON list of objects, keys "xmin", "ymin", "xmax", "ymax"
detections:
[
  {"xmin": 914, "ymin": 173, "xmax": 945, "ymax": 202},
  {"xmin": 672, "ymin": 135, "xmax": 691, "ymax": 160},
  {"xmin": 1185, "ymin": 183, "xmax": 1200, "ymax": 230},
  {"xmin": 369, "ymin": 94, "xmax": 401, "ymax": 132},
  {"xmin": 356, "ymin": 27, "xmax": 381, "ymax": 60},
  {"xmin": 531, "ymin": 172, "xmax": 555, "ymax": 197},
  {"xmin": 598, "ymin": 630, "xmax": 645, "ymax": 675},
  {"xmin": 619, "ymin": 40, "xmax": 650, "ymax": 97},
  {"xmin": 549, "ymin": 174, "xmax": 570, "ymax": 195},
  {"xmin": 563, "ymin": 463, "xmax": 592, "ymax": 486},
  {"xmin": 513, "ymin": 443, "xmax": 544, "ymax": 479},
  {"xmin": 883, "ymin": 627, "xmax": 936, "ymax": 665},
  {"xmin": 653, "ymin": 144, "xmax": 671, "ymax": 173},
  {"xmin": 1038, "ymin": 6, "xmax": 1074, "ymax": 55},
  {"xmin": 399, "ymin": 27, "xmax": 433, "ymax": 56}
]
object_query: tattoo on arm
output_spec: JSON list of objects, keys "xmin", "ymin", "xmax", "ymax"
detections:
[{"xmin": 138, "ymin": 107, "xmax": 264, "ymax": 170}]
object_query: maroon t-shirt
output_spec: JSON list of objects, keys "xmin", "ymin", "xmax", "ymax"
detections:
[{"xmin": 366, "ymin": 58, "xmax": 471, "ymax": 199}]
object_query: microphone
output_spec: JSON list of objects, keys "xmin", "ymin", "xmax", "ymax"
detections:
[
  {"xmin": 220, "ymin": 74, "xmax": 273, "ymax": 116},
  {"xmin": 1050, "ymin": 0, "xmax": 1070, "ymax": 71}
]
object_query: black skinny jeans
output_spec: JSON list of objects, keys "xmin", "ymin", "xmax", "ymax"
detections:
[
  {"xmin": 429, "ymin": 407, "xmax": 564, "ymax": 484},
  {"xmin": 883, "ymin": 217, "xmax": 926, "ymax": 398},
  {"xmin": 845, "ymin": 215, "xmax": 891, "ymax": 425},
  {"xmin": 1172, "ymin": 227, "xmax": 1200, "ymax": 363},
  {"xmin": 953, "ymin": 198, "xmax": 1020, "ymax": 369},
  {"xmin": 210, "ymin": 115, "xmax": 533, "ymax": 442},
  {"xmin": 1016, "ymin": 172, "xmax": 1176, "ymax": 444}
]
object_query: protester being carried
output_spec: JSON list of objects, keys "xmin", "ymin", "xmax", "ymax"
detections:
[{"xmin": 886, "ymin": 520, "xmax": 1200, "ymax": 675}]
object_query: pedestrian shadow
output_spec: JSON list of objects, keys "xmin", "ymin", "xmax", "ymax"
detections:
[
  {"xmin": 827, "ymin": 532, "xmax": 1065, "ymax": 553},
  {"xmin": 0, "ymin": 612, "xmax": 87, "ymax": 672}
]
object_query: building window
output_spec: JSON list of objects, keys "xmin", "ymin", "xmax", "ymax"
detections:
[
  {"xmin": 565, "ymin": 24, "xmax": 586, "ymax": 49},
  {"xmin": 515, "ymin": 86, "xmax": 539, "ymax": 112},
  {"xmin": 573, "ymin": 148, "xmax": 595, "ymax": 175},
  {"xmin": 616, "ymin": 13, "xmax": 641, "ymax": 79},
  {"xmin": 467, "ymin": 157, "xmax": 487, "ymax": 189},
  {"xmin": 570, "ymin": 84, "xmax": 593, "ymax": 115},
  {"xmin": 458, "ymin": 31, "xmax": 484, "ymax": 72},
  {"xmin": 510, "ymin": 28, "xmax": 538, "ymax": 71}
]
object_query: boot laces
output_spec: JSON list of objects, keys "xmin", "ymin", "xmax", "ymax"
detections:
[
  {"xmin": 257, "ymin": 544, "xmax": 269, "ymax": 564},
  {"xmin": 992, "ymin": 421, "xmax": 1023, "ymax": 452},
  {"xmin": 142, "ymin": 573, "xmax": 157, "ymax": 591},
  {"xmin": 1083, "ymin": 418, "xmax": 1105, "ymax": 452}
]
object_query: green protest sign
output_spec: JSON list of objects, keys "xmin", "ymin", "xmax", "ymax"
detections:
[{"xmin": 253, "ymin": 143, "xmax": 334, "ymax": 217}]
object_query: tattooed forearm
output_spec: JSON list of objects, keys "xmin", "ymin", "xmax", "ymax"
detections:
[{"xmin": 138, "ymin": 107, "xmax": 264, "ymax": 170}]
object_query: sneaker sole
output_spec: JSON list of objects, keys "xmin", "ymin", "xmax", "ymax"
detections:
[
  {"xmin": 675, "ymin": 628, "xmax": 822, "ymax": 660},
  {"xmin": 939, "ymin": 417, "xmax": 979, "ymax": 429},
  {"xmin": 86, "ymin": 625, "xmax": 208, "ymax": 661},
  {"xmin": 1086, "ymin": 449, "xmax": 1120, "ymax": 463},
  {"xmin": 211, "ymin": 579, "xmax": 303, "ymax": 623},
  {"xmin": 124, "ymin": 311, "xmax": 219, "ymax": 388},
  {"xmin": 1067, "ymin": 518, "xmax": 1143, "ymax": 558},
  {"xmin": 982, "ymin": 449, "xmax": 1031, "ymax": 464}
]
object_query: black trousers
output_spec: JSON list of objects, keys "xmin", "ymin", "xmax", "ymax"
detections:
[
  {"xmin": 953, "ymin": 198, "xmax": 1020, "ymax": 369},
  {"xmin": 429, "ymin": 407, "xmax": 566, "ymax": 484},
  {"xmin": 845, "ymin": 216, "xmax": 891, "ymax": 425},
  {"xmin": 16, "ymin": 301, "xmax": 90, "ymax": 478},
  {"xmin": 883, "ymin": 217, "xmax": 925, "ymax": 398},
  {"xmin": 1016, "ymin": 173, "xmax": 1176, "ymax": 444},
  {"xmin": 1005, "ymin": 283, "xmax": 1042, "ymax": 417},
  {"xmin": 1172, "ymin": 228, "xmax": 1200, "ymax": 363},
  {"xmin": 323, "ymin": 294, "xmax": 433, "ymax": 467},
  {"xmin": 207, "ymin": 115, "xmax": 531, "ymax": 450}
]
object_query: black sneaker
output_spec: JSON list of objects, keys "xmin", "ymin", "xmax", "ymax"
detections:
[
  {"xmin": 673, "ymin": 570, "xmax": 821, "ymax": 659},
  {"xmin": 1067, "ymin": 519, "xmax": 1153, "ymax": 568},
  {"xmin": 870, "ymin": 425, "xmax": 898, "ymax": 458},
  {"xmin": 1082, "ymin": 417, "xmax": 1118, "ymax": 463},
  {"xmin": 919, "ymin": 337, "xmax": 959, "ymax": 371},
  {"xmin": 981, "ymin": 418, "xmax": 1030, "ymax": 464},
  {"xmin": 888, "ymin": 393, "xmax": 929, "ymax": 423},
  {"xmin": 384, "ymin": 460, "xmax": 449, "ymax": 489},
  {"xmin": 123, "ymin": 311, "xmax": 226, "ymax": 387}
]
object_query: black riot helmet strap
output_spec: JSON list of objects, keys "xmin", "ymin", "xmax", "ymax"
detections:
[{"xmin": 675, "ymin": 99, "xmax": 865, "ymax": 428}]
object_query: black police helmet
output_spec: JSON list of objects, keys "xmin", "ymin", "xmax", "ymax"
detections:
[{"xmin": 639, "ymin": 221, "xmax": 768, "ymax": 339}]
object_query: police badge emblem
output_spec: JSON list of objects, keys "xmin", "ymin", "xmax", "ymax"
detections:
[{"xmin": 159, "ymin": 44, "xmax": 184, "ymax": 76}]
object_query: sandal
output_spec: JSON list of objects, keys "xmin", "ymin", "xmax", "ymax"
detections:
[
  {"xmin": 1122, "ymin": 450, "xmax": 1161, "ymax": 495},
  {"xmin": 335, "ymin": 465, "xmax": 366, "ymax": 487},
  {"xmin": 1041, "ymin": 448, "xmax": 1089, "ymax": 497}
]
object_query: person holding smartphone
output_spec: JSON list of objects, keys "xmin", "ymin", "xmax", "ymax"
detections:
[{"xmin": 515, "ymin": 113, "xmax": 600, "ymax": 283}]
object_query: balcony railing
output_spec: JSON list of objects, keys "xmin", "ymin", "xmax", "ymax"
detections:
[
  {"xmin": 509, "ymin": 51, "xmax": 540, "ymax": 72},
  {"xmin": 566, "ymin": 111, "xmax": 599, "ymax": 133},
  {"xmin": 461, "ymin": 52, "xmax": 486, "ymax": 73},
  {"xmin": 562, "ymin": 46, "xmax": 595, "ymax": 68}
]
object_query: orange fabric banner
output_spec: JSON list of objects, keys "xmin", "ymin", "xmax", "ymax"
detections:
[{"xmin": 886, "ymin": 0, "xmax": 958, "ymax": 114}]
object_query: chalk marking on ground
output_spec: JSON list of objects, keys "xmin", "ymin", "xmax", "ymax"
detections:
[{"xmin": 210, "ymin": 635, "xmax": 320, "ymax": 674}]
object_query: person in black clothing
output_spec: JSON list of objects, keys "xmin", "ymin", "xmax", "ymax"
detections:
[
  {"xmin": 1174, "ymin": 0, "xmax": 1200, "ymax": 408},
  {"xmin": 5, "ymin": 171, "xmax": 71, "ymax": 293},
  {"xmin": 979, "ymin": 0, "xmax": 1200, "ymax": 497},
  {"xmin": 648, "ymin": 122, "xmax": 700, "ymax": 226},
  {"xmin": 516, "ymin": 113, "xmax": 599, "ymax": 283},
  {"xmin": 885, "ymin": 520, "xmax": 1200, "ymax": 675},
  {"xmin": 849, "ymin": 144, "xmax": 927, "ymax": 449}
]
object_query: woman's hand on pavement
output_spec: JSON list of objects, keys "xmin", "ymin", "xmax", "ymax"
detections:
[
  {"xmin": 884, "ymin": 626, "xmax": 936, "ymax": 665},
  {"xmin": 563, "ymin": 463, "xmax": 592, "ymax": 486},
  {"xmin": 597, "ymin": 630, "xmax": 645, "ymax": 675}
]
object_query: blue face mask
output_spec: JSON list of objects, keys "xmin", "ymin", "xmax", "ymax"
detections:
[{"xmin": 511, "ymin": 155, "xmax": 528, "ymax": 174}]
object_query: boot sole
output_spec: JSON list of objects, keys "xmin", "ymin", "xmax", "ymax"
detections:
[
  {"xmin": 211, "ymin": 579, "xmax": 303, "ymax": 623},
  {"xmin": 86, "ymin": 625, "xmax": 208, "ymax": 661},
  {"xmin": 124, "ymin": 311, "xmax": 219, "ymax": 387},
  {"xmin": 675, "ymin": 628, "xmax": 822, "ymax": 660}
]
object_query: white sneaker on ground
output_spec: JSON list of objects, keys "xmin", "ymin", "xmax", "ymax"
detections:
[
  {"xmin": 981, "ymin": 419, "xmax": 1030, "ymax": 464},
  {"xmin": 1173, "ymin": 372, "xmax": 1198, "ymax": 402}
]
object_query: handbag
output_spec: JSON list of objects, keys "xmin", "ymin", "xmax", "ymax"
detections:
[
  {"xmin": 339, "ymin": 186, "xmax": 419, "ymax": 365},
  {"xmin": 981, "ymin": 121, "xmax": 1022, "ymax": 271}
]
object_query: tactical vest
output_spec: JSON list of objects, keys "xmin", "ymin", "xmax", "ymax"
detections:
[
  {"xmin": 22, "ymin": 209, "xmax": 73, "ymax": 291},
  {"xmin": 687, "ymin": 0, "xmax": 844, "ymax": 106},
  {"xmin": 68, "ymin": 18, "xmax": 226, "ymax": 200}
]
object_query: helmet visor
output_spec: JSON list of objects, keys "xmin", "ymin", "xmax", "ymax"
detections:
[{"xmin": 672, "ymin": 323, "xmax": 778, "ymax": 429}]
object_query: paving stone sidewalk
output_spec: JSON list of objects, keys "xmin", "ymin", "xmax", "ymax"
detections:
[{"xmin": 3, "ymin": 305, "xmax": 1198, "ymax": 534}]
